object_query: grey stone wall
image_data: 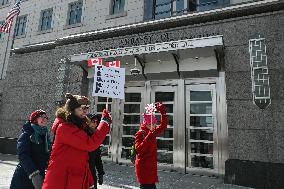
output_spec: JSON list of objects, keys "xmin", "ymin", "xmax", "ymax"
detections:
[
  {"xmin": 0, "ymin": 9, "xmax": 283, "ymax": 165},
  {"xmin": 0, "ymin": 48, "xmax": 85, "ymax": 138}
]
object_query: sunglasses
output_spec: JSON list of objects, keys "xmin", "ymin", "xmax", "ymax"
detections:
[{"xmin": 81, "ymin": 105, "xmax": 90, "ymax": 110}]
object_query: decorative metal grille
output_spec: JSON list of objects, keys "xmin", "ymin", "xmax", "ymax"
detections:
[{"xmin": 249, "ymin": 35, "xmax": 271, "ymax": 109}]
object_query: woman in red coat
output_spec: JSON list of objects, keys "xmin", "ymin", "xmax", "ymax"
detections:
[
  {"xmin": 42, "ymin": 93, "xmax": 111, "ymax": 189},
  {"xmin": 134, "ymin": 102, "xmax": 167, "ymax": 189}
]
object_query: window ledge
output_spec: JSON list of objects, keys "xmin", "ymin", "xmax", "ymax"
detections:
[
  {"xmin": 14, "ymin": 34, "xmax": 26, "ymax": 39},
  {"xmin": 37, "ymin": 28, "xmax": 53, "ymax": 35},
  {"xmin": 0, "ymin": 3, "xmax": 10, "ymax": 9},
  {"xmin": 64, "ymin": 23, "xmax": 82, "ymax": 30},
  {"xmin": 106, "ymin": 11, "xmax": 127, "ymax": 20}
]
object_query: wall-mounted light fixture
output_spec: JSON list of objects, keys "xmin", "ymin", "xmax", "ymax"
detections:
[{"xmin": 130, "ymin": 57, "xmax": 140, "ymax": 76}]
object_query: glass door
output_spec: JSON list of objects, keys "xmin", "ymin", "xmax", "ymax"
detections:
[
  {"xmin": 186, "ymin": 84, "xmax": 218, "ymax": 170},
  {"xmin": 150, "ymin": 85, "xmax": 177, "ymax": 165},
  {"xmin": 118, "ymin": 87, "xmax": 145, "ymax": 163}
]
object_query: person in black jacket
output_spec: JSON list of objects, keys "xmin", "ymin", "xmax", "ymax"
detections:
[
  {"xmin": 86, "ymin": 114, "xmax": 105, "ymax": 189},
  {"xmin": 10, "ymin": 109, "xmax": 51, "ymax": 189}
]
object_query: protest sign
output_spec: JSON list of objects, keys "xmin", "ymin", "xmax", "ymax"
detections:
[{"xmin": 92, "ymin": 65, "xmax": 125, "ymax": 99}]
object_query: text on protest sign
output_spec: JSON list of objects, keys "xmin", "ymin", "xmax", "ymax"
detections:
[{"xmin": 92, "ymin": 65, "xmax": 125, "ymax": 99}]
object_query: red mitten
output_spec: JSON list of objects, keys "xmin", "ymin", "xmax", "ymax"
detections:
[
  {"xmin": 155, "ymin": 102, "xmax": 167, "ymax": 115},
  {"xmin": 101, "ymin": 109, "xmax": 112, "ymax": 125}
]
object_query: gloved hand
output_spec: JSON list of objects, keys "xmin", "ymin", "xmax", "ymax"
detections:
[
  {"xmin": 31, "ymin": 172, "xmax": 43, "ymax": 189},
  {"xmin": 101, "ymin": 109, "xmax": 112, "ymax": 126},
  {"xmin": 98, "ymin": 174, "xmax": 103, "ymax": 185},
  {"xmin": 155, "ymin": 102, "xmax": 167, "ymax": 115}
]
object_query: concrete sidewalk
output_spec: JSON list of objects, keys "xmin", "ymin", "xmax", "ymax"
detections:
[{"xmin": 0, "ymin": 154, "xmax": 253, "ymax": 189}]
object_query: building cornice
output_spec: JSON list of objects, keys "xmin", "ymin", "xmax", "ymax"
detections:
[{"xmin": 12, "ymin": 0, "xmax": 284, "ymax": 54}]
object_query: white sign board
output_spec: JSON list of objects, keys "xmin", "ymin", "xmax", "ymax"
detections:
[
  {"xmin": 71, "ymin": 35, "xmax": 223, "ymax": 62},
  {"xmin": 92, "ymin": 65, "xmax": 125, "ymax": 99}
]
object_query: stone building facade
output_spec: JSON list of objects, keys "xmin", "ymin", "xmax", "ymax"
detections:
[{"xmin": 0, "ymin": 0, "xmax": 283, "ymax": 188}]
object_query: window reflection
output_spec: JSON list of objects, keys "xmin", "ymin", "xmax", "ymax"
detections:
[{"xmin": 191, "ymin": 156, "xmax": 213, "ymax": 169}]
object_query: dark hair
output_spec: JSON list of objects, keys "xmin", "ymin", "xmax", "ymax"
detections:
[{"xmin": 66, "ymin": 112, "xmax": 85, "ymax": 129}]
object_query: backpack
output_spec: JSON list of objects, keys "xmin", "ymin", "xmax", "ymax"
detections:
[{"xmin": 130, "ymin": 130, "xmax": 144, "ymax": 164}]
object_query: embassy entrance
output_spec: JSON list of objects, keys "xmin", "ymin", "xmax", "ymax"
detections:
[
  {"xmin": 87, "ymin": 78, "xmax": 227, "ymax": 175},
  {"xmin": 72, "ymin": 35, "xmax": 228, "ymax": 174}
]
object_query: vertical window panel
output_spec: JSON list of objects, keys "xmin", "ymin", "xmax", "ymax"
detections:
[
  {"xmin": 40, "ymin": 8, "xmax": 53, "ymax": 31},
  {"xmin": 68, "ymin": 1, "xmax": 82, "ymax": 25},
  {"xmin": 15, "ymin": 16, "xmax": 27, "ymax": 36},
  {"xmin": 111, "ymin": 0, "xmax": 125, "ymax": 14}
]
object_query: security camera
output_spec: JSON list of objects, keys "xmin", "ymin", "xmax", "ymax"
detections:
[{"xmin": 130, "ymin": 67, "xmax": 140, "ymax": 76}]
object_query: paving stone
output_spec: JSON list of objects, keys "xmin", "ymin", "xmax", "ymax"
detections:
[{"xmin": 0, "ymin": 154, "xmax": 253, "ymax": 189}]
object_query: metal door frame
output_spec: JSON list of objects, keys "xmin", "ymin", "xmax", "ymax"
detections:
[
  {"xmin": 185, "ymin": 83, "xmax": 218, "ymax": 172},
  {"xmin": 146, "ymin": 81, "xmax": 178, "ymax": 167}
]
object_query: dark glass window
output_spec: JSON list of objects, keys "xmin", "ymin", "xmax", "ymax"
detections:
[
  {"xmin": 0, "ymin": 21, "xmax": 4, "ymax": 39},
  {"xmin": 157, "ymin": 152, "xmax": 173, "ymax": 164},
  {"xmin": 68, "ymin": 1, "xmax": 82, "ymax": 25},
  {"xmin": 123, "ymin": 126, "xmax": 139, "ymax": 136},
  {"xmin": 123, "ymin": 115, "xmax": 140, "ymax": 124},
  {"xmin": 122, "ymin": 137, "xmax": 133, "ymax": 147},
  {"xmin": 124, "ymin": 104, "xmax": 140, "ymax": 113},
  {"xmin": 154, "ymin": 0, "xmax": 172, "ymax": 19},
  {"xmin": 125, "ymin": 93, "xmax": 141, "ymax": 102},
  {"xmin": 0, "ymin": 0, "xmax": 9, "ymax": 6},
  {"xmin": 176, "ymin": 0, "xmax": 184, "ymax": 13},
  {"xmin": 111, "ymin": 0, "xmax": 125, "ymax": 14},
  {"xmin": 155, "ymin": 92, "xmax": 174, "ymax": 102},
  {"xmin": 191, "ymin": 156, "xmax": 213, "ymax": 169},
  {"xmin": 97, "ymin": 104, "xmax": 111, "ymax": 112},
  {"xmin": 190, "ymin": 91, "xmax": 211, "ymax": 101},
  {"xmin": 15, "ymin": 16, "xmax": 27, "ymax": 36},
  {"xmin": 98, "ymin": 97, "xmax": 112, "ymax": 102},
  {"xmin": 40, "ymin": 8, "xmax": 53, "ymax": 31}
]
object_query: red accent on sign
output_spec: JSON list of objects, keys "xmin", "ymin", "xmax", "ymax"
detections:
[
  {"xmin": 106, "ymin": 60, "xmax": 120, "ymax": 68},
  {"xmin": 88, "ymin": 58, "xmax": 103, "ymax": 67}
]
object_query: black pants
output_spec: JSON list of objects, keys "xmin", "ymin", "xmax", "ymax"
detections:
[{"xmin": 140, "ymin": 184, "xmax": 157, "ymax": 189}]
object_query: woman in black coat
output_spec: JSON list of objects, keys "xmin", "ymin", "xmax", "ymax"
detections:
[
  {"xmin": 86, "ymin": 114, "xmax": 105, "ymax": 189},
  {"xmin": 10, "ymin": 110, "xmax": 51, "ymax": 189}
]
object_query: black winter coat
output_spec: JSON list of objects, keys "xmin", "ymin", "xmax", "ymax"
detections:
[
  {"xmin": 10, "ymin": 122, "xmax": 50, "ymax": 189},
  {"xmin": 89, "ymin": 147, "xmax": 105, "ymax": 189}
]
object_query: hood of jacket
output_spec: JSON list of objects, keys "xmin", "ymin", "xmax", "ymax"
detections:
[
  {"xmin": 22, "ymin": 121, "xmax": 34, "ymax": 134},
  {"xmin": 52, "ymin": 108, "xmax": 67, "ymax": 134}
]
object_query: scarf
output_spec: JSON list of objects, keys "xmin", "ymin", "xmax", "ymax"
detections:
[{"xmin": 30, "ymin": 124, "xmax": 51, "ymax": 153}]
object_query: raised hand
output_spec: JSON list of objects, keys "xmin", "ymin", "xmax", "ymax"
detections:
[
  {"xmin": 155, "ymin": 102, "xmax": 167, "ymax": 115},
  {"xmin": 101, "ymin": 109, "xmax": 112, "ymax": 125}
]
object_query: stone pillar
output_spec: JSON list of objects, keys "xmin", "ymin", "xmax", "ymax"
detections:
[{"xmin": 54, "ymin": 57, "xmax": 71, "ymax": 107}]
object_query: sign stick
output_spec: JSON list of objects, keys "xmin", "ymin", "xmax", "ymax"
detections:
[
  {"xmin": 106, "ymin": 97, "xmax": 109, "ymax": 111},
  {"xmin": 151, "ymin": 113, "xmax": 153, "ymax": 130}
]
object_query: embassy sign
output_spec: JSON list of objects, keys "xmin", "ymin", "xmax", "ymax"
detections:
[{"xmin": 71, "ymin": 35, "xmax": 223, "ymax": 62}]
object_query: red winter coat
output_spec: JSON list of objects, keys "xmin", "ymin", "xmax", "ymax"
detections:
[
  {"xmin": 134, "ymin": 114, "xmax": 167, "ymax": 184},
  {"xmin": 42, "ymin": 117, "xmax": 109, "ymax": 189}
]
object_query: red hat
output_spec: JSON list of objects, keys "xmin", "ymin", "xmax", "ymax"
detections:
[{"xmin": 29, "ymin": 109, "xmax": 46, "ymax": 124}]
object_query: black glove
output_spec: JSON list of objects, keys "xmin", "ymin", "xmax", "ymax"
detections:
[
  {"xmin": 31, "ymin": 173, "xmax": 43, "ymax": 189},
  {"xmin": 98, "ymin": 174, "xmax": 103, "ymax": 185}
]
